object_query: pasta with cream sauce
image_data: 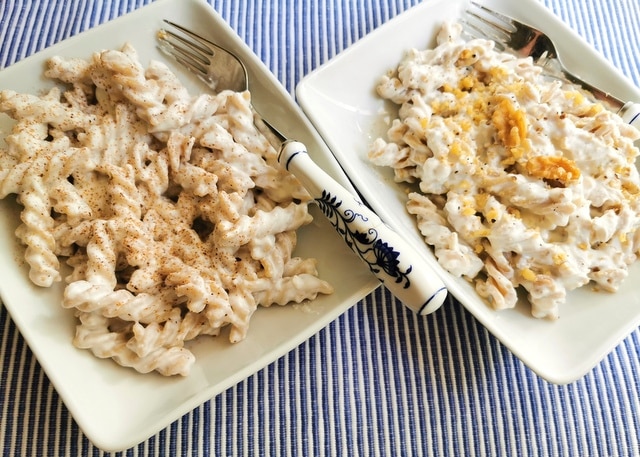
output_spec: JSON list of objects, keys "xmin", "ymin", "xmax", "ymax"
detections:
[
  {"xmin": 0, "ymin": 44, "xmax": 333, "ymax": 376},
  {"xmin": 369, "ymin": 23, "xmax": 640, "ymax": 319}
]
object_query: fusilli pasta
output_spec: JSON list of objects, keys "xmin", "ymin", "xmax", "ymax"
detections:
[
  {"xmin": 369, "ymin": 22, "xmax": 640, "ymax": 319},
  {"xmin": 0, "ymin": 43, "xmax": 333, "ymax": 376}
]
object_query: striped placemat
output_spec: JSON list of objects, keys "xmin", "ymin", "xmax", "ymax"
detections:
[{"xmin": 1, "ymin": 0, "xmax": 640, "ymax": 455}]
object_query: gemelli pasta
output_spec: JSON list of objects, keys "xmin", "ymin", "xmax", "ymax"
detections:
[
  {"xmin": 0, "ymin": 43, "xmax": 333, "ymax": 376},
  {"xmin": 369, "ymin": 22, "xmax": 640, "ymax": 319}
]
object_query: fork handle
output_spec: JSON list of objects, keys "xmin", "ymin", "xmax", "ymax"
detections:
[
  {"xmin": 560, "ymin": 70, "xmax": 640, "ymax": 130},
  {"xmin": 278, "ymin": 140, "xmax": 448, "ymax": 315},
  {"xmin": 619, "ymin": 102, "xmax": 640, "ymax": 130}
]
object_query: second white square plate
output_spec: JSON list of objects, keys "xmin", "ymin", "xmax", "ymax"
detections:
[{"xmin": 297, "ymin": 0, "xmax": 640, "ymax": 384}]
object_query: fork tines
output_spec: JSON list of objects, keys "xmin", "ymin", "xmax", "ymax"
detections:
[
  {"xmin": 157, "ymin": 20, "xmax": 214, "ymax": 76},
  {"xmin": 460, "ymin": 1, "xmax": 515, "ymax": 51}
]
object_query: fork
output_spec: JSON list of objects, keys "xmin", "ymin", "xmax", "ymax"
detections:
[
  {"xmin": 156, "ymin": 20, "xmax": 447, "ymax": 315},
  {"xmin": 462, "ymin": 1, "xmax": 640, "ymax": 128}
]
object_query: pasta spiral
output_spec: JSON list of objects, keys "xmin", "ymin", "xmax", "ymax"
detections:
[{"xmin": 0, "ymin": 44, "xmax": 333, "ymax": 375}]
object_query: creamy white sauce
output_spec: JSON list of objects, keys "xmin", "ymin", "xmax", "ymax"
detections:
[{"xmin": 369, "ymin": 23, "xmax": 640, "ymax": 319}]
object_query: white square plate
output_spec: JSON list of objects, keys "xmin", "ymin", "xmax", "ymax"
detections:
[
  {"xmin": 0, "ymin": 0, "xmax": 379, "ymax": 451},
  {"xmin": 297, "ymin": 0, "xmax": 640, "ymax": 385}
]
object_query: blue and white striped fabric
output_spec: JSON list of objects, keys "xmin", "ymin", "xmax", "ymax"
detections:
[{"xmin": 1, "ymin": 0, "xmax": 640, "ymax": 455}]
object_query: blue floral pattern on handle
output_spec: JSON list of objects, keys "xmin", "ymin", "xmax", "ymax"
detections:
[
  {"xmin": 316, "ymin": 190, "xmax": 412, "ymax": 289},
  {"xmin": 278, "ymin": 140, "xmax": 446, "ymax": 315}
]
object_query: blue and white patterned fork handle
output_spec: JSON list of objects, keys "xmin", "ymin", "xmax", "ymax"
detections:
[
  {"xmin": 620, "ymin": 102, "xmax": 640, "ymax": 129},
  {"xmin": 278, "ymin": 141, "xmax": 448, "ymax": 316}
]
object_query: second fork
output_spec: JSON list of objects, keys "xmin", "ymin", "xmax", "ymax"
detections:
[{"xmin": 462, "ymin": 1, "xmax": 640, "ymax": 128}]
